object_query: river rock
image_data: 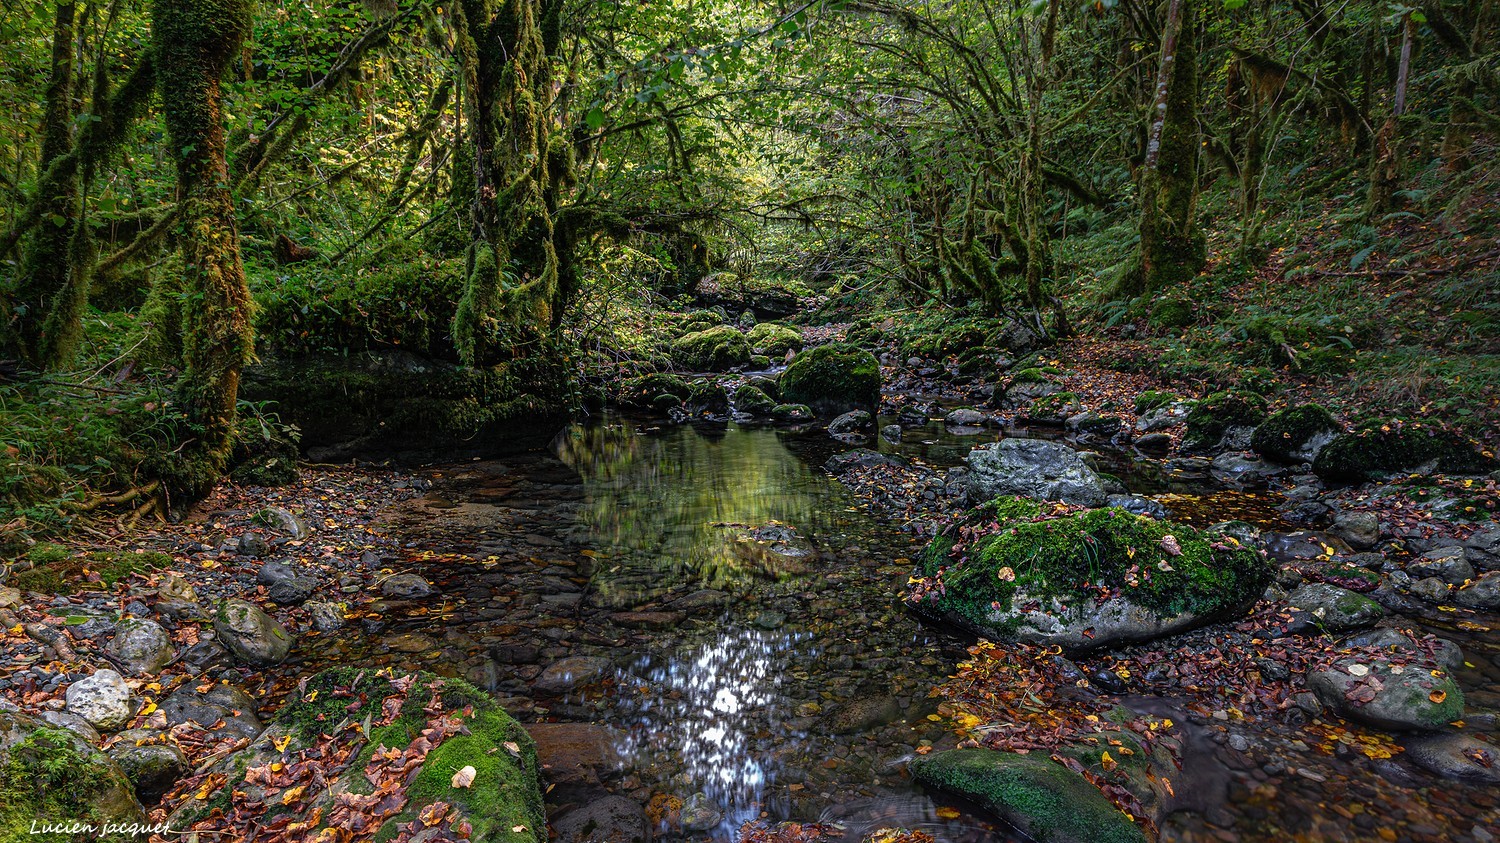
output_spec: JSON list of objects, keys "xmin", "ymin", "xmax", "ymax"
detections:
[
  {"xmin": 824, "ymin": 695, "xmax": 903, "ymax": 734},
  {"xmin": 237, "ymin": 532, "xmax": 270, "ymax": 557},
  {"xmin": 65, "ymin": 668, "xmax": 133, "ymax": 730},
  {"xmin": 160, "ymin": 682, "xmax": 262, "ymax": 742},
  {"xmin": 0, "ymin": 710, "xmax": 146, "ymax": 829},
  {"xmin": 825, "ymin": 448, "xmax": 904, "ymax": 475},
  {"xmin": 1308, "ymin": 657, "xmax": 1464, "ymax": 732},
  {"xmin": 304, "ymin": 600, "xmax": 346, "ymax": 631},
  {"xmin": 881, "ymin": 424, "xmax": 903, "ymax": 443},
  {"xmin": 551, "ymin": 795, "xmax": 651, "ymax": 843},
  {"xmin": 39, "ymin": 709, "xmax": 100, "ymax": 741},
  {"xmin": 257, "ymin": 505, "xmax": 311, "ymax": 539},
  {"xmin": 1453, "ymin": 572, "xmax": 1500, "ymax": 610},
  {"xmin": 681, "ymin": 791, "xmax": 723, "ymax": 833},
  {"xmin": 909, "ymin": 748, "xmax": 1147, "ymax": 843},
  {"xmin": 533, "ymin": 656, "xmax": 614, "ymax": 695},
  {"xmin": 1408, "ymin": 546, "xmax": 1474, "ymax": 585},
  {"xmin": 964, "ymin": 439, "xmax": 1106, "ymax": 507},
  {"xmin": 1402, "ymin": 733, "xmax": 1500, "ymax": 782},
  {"xmin": 380, "ymin": 572, "xmax": 438, "ymax": 599},
  {"xmin": 829, "ymin": 410, "xmax": 873, "ymax": 438},
  {"xmin": 1134, "ymin": 432, "xmax": 1173, "ymax": 452},
  {"xmin": 1285, "ymin": 583, "xmax": 1384, "ymax": 633},
  {"xmin": 1106, "ymin": 494, "xmax": 1169, "ymax": 521},
  {"xmin": 1464, "ymin": 523, "xmax": 1500, "ymax": 571},
  {"xmin": 524, "ymin": 722, "xmax": 628, "ymax": 787},
  {"xmin": 108, "ymin": 618, "xmax": 175, "ymax": 676},
  {"xmin": 1330, "ymin": 511, "xmax": 1381, "ymax": 550},
  {"xmin": 268, "ymin": 575, "xmax": 319, "ymax": 605},
  {"xmin": 945, "ymin": 407, "xmax": 989, "ymax": 427},
  {"xmin": 1340, "ymin": 627, "xmax": 1464, "ymax": 674},
  {"xmin": 1408, "ymin": 576, "xmax": 1452, "ymax": 604},
  {"xmin": 610, "ymin": 611, "xmax": 684, "ymax": 629},
  {"xmin": 108, "ymin": 728, "xmax": 188, "ymax": 802},
  {"xmin": 213, "ymin": 599, "xmax": 293, "ymax": 666}
]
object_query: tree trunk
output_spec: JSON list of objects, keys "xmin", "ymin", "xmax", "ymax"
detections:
[
  {"xmin": 8, "ymin": 1, "xmax": 78, "ymax": 364},
  {"xmin": 1367, "ymin": 11, "xmax": 1413, "ymax": 218},
  {"xmin": 153, "ymin": 0, "xmax": 255, "ymax": 493},
  {"xmin": 451, "ymin": 0, "xmax": 568, "ymax": 367},
  {"xmin": 1136, "ymin": 0, "xmax": 1203, "ymax": 295}
]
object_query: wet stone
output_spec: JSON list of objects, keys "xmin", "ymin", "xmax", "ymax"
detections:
[
  {"xmin": 380, "ymin": 573, "xmax": 438, "ymax": 599},
  {"xmin": 533, "ymin": 656, "xmax": 614, "ymax": 695},
  {"xmin": 609, "ymin": 611, "xmax": 684, "ymax": 630}
]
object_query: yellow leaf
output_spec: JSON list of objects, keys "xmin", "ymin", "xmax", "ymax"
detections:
[
  {"xmin": 304, "ymin": 690, "xmax": 318, "ymax": 703},
  {"xmin": 139, "ymin": 702, "xmax": 157, "ymax": 716},
  {"xmin": 281, "ymin": 785, "xmax": 306, "ymax": 805},
  {"xmin": 1429, "ymin": 689, "xmax": 1447, "ymax": 704},
  {"xmin": 273, "ymin": 734, "xmax": 292, "ymax": 752},
  {"xmin": 936, "ymin": 806, "xmax": 962, "ymax": 820}
]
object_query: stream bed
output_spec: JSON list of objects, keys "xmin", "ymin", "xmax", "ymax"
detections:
[{"xmin": 312, "ymin": 413, "xmax": 1498, "ymax": 842}]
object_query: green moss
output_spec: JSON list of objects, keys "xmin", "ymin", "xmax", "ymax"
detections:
[
  {"xmin": 686, "ymin": 380, "xmax": 729, "ymax": 414},
  {"xmin": 734, "ymin": 384, "xmax": 776, "ymax": 415},
  {"xmin": 745, "ymin": 322, "xmax": 802, "ymax": 357},
  {"xmin": 771, "ymin": 403, "xmax": 813, "ymax": 422},
  {"xmin": 917, "ymin": 498, "xmax": 1270, "ymax": 634},
  {"xmin": 1313, "ymin": 420, "xmax": 1494, "ymax": 483},
  {"xmin": 1148, "ymin": 297, "xmax": 1195, "ymax": 330},
  {"xmin": 1, "ymin": 719, "xmax": 142, "ymax": 839},
  {"xmin": 13, "ymin": 550, "xmax": 170, "ymax": 595},
  {"xmin": 1183, "ymin": 391, "xmax": 1267, "ymax": 450},
  {"xmin": 1251, "ymin": 404, "xmax": 1340, "ymax": 463},
  {"xmin": 909, "ymin": 748, "xmax": 1147, "ymax": 843},
  {"xmin": 264, "ymin": 668, "xmax": 544, "ymax": 842},
  {"xmin": 618, "ymin": 373, "xmax": 692, "ymax": 410},
  {"xmin": 1133, "ymin": 391, "xmax": 1179, "ymax": 414},
  {"xmin": 670, "ymin": 325, "xmax": 752, "ymax": 371},
  {"xmin": 1028, "ymin": 391, "xmax": 1081, "ymax": 420},
  {"xmin": 1010, "ymin": 367, "xmax": 1064, "ymax": 385},
  {"xmin": 778, "ymin": 343, "xmax": 881, "ymax": 416}
]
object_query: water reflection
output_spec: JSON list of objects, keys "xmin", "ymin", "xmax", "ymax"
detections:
[
  {"xmin": 619, "ymin": 627, "xmax": 810, "ymax": 837},
  {"xmin": 555, "ymin": 419, "xmax": 856, "ymax": 604}
]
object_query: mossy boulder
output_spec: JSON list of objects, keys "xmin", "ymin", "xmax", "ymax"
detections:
[
  {"xmin": 908, "ymin": 748, "xmax": 1147, "ymax": 843},
  {"xmin": 686, "ymin": 380, "xmax": 730, "ymax": 415},
  {"xmin": 1312, "ymin": 421, "xmax": 1495, "ymax": 483},
  {"xmin": 1133, "ymin": 391, "xmax": 1180, "ymax": 415},
  {"xmin": 165, "ymin": 668, "xmax": 545, "ymax": 842},
  {"xmin": 670, "ymin": 325, "xmax": 752, "ymax": 371},
  {"xmin": 734, "ymin": 384, "xmax": 777, "ymax": 416},
  {"xmin": 771, "ymin": 403, "xmax": 814, "ymax": 423},
  {"xmin": 779, "ymin": 343, "xmax": 881, "ymax": 417},
  {"xmin": 1025, "ymin": 391, "xmax": 1082, "ymax": 425},
  {"xmin": 1183, "ymin": 391, "xmax": 1267, "ymax": 451},
  {"xmin": 618, "ymin": 372, "xmax": 693, "ymax": 410},
  {"xmin": 1251, "ymin": 404, "xmax": 1341, "ymax": 464},
  {"xmin": 1, "ymin": 712, "xmax": 147, "ymax": 838},
  {"xmin": 909, "ymin": 498, "xmax": 1272, "ymax": 650},
  {"xmin": 213, "ymin": 599, "xmax": 293, "ymax": 666},
  {"xmin": 745, "ymin": 322, "xmax": 803, "ymax": 357}
]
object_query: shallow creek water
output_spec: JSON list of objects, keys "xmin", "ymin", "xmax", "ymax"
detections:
[{"xmin": 322, "ymin": 413, "xmax": 1497, "ymax": 842}]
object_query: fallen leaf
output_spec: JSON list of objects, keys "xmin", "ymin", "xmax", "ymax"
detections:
[{"xmin": 451, "ymin": 765, "xmax": 476, "ymax": 788}]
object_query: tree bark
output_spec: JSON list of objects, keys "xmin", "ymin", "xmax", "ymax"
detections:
[
  {"xmin": 1366, "ymin": 12, "xmax": 1413, "ymax": 218},
  {"xmin": 153, "ymin": 0, "xmax": 255, "ymax": 493},
  {"xmin": 450, "ymin": 0, "xmax": 569, "ymax": 367},
  {"xmin": 1135, "ymin": 0, "xmax": 1203, "ymax": 294},
  {"xmin": 8, "ymin": 1, "xmax": 78, "ymax": 364}
]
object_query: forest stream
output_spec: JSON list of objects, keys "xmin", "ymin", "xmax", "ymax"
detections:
[{"xmin": 268, "ymin": 407, "xmax": 1498, "ymax": 842}]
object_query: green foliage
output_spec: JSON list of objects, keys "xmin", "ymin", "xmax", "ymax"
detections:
[{"xmin": 0, "ymin": 722, "xmax": 137, "ymax": 839}]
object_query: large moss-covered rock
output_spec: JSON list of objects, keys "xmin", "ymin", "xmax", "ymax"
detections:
[
  {"xmin": 734, "ymin": 384, "xmax": 777, "ymax": 415},
  {"xmin": 670, "ymin": 325, "xmax": 752, "ymax": 371},
  {"xmin": 1312, "ymin": 421, "xmax": 1494, "ymax": 483},
  {"xmin": 165, "ymin": 668, "xmax": 545, "ymax": 842},
  {"xmin": 1, "ymin": 711, "xmax": 147, "ymax": 838},
  {"xmin": 909, "ymin": 498, "xmax": 1272, "ymax": 650},
  {"xmin": 618, "ymin": 372, "xmax": 693, "ymax": 410},
  {"xmin": 908, "ymin": 748, "xmax": 1147, "ymax": 843},
  {"xmin": 1183, "ymin": 391, "xmax": 1266, "ymax": 451},
  {"xmin": 779, "ymin": 343, "xmax": 881, "ymax": 416},
  {"xmin": 745, "ymin": 322, "xmax": 802, "ymax": 357},
  {"xmin": 1251, "ymin": 404, "xmax": 1341, "ymax": 464},
  {"xmin": 213, "ymin": 599, "xmax": 293, "ymax": 666}
]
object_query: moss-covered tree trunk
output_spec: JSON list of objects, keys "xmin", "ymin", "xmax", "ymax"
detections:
[
  {"xmin": 153, "ymin": 0, "xmax": 255, "ymax": 492},
  {"xmin": 1365, "ymin": 11, "xmax": 1413, "ymax": 219},
  {"xmin": 1135, "ymin": 0, "xmax": 1203, "ymax": 294},
  {"xmin": 450, "ymin": 0, "xmax": 569, "ymax": 367},
  {"xmin": 9, "ymin": 1, "xmax": 78, "ymax": 365}
]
